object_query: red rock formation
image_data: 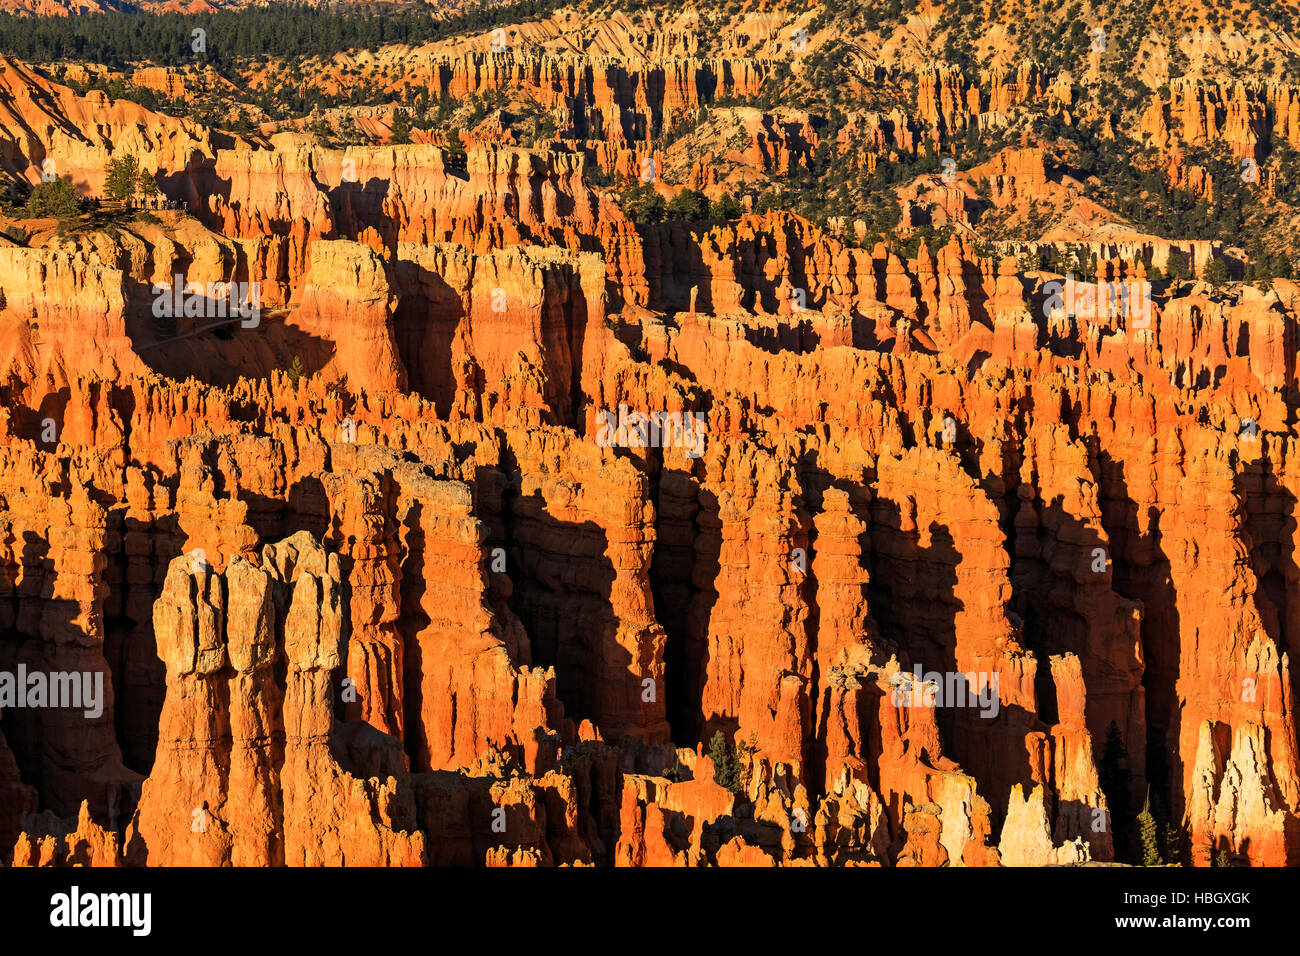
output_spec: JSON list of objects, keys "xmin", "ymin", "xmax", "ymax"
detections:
[
  {"xmin": 124, "ymin": 537, "xmax": 426, "ymax": 865},
  {"xmin": 2, "ymin": 16, "xmax": 1300, "ymax": 870}
]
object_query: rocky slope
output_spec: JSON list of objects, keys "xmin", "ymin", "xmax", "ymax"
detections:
[{"xmin": 0, "ymin": 1, "xmax": 1298, "ymax": 868}]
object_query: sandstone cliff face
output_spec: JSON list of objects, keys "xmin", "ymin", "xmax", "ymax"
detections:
[
  {"xmin": 2, "ymin": 15, "xmax": 1299, "ymax": 868},
  {"xmin": 289, "ymin": 240, "xmax": 407, "ymax": 393},
  {"xmin": 123, "ymin": 537, "xmax": 425, "ymax": 866},
  {"xmin": 387, "ymin": 48, "xmax": 766, "ymax": 146},
  {"xmin": 0, "ymin": 56, "xmax": 219, "ymax": 193},
  {"xmin": 0, "ymin": 245, "xmax": 146, "ymax": 384},
  {"xmin": 0, "ymin": 721, "xmax": 35, "ymax": 853},
  {"xmin": 5, "ymin": 225, "xmax": 1298, "ymax": 865}
]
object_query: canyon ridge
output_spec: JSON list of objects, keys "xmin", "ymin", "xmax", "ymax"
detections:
[{"xmin": 0, "ymin": 0, "xmax": 1298, "ymax": 869}]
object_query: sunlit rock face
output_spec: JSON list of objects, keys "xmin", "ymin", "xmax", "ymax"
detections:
[{"xmin": 1, "ymin": 4, "xmax": 1299, "ymax": 868}]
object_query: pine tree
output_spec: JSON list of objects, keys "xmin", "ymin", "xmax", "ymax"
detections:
[
  {"xmin": 1138, "ymin": 811, "xmax": 1161, "ymax": 865},
  {"xmin": 26, "ymin": 178, "xmax": 81, "ymax": 219},
  {"xmin": 104, "ymin": 154, "xmax": 143, "ymax": 202},
  {"xmin": 1166, "ymin": 256, "xmax": 1192, "ymax": 282},
  {"xmin": 1202, "ymin": 257, "xmax": 1229, "ymax": 287},
  {"xmin": 390, "ymin": 109, "xmax": 412, "ymax": 145},
  {"xmin": 287, "ymin": 355, "xmax": 305, "ymax": 385},
  {"xmin": 1147, "ymin": 789, "xmax": 1182, "ymax": 864},
  {"xmin": 137, "ymin": 169, "xmax": 156, "ymax": 204},
  {"xmin": 708, "ymin": 193, "xmax": 742, "ymax": 220},
  {"xmin": 1137, "ymin": 791, "xmax": 1162, "ymax": 866},
  {"xmin": 622, "ymin": 184, "xmax": 666, "ymax": 224},
  {"xmin": 708, "ymin": 730, "xmax": 736, "ymax": 792},
  {"xmin": 1098, "ymin": 722, "xmax": 1133, "ymax": 862},
  {"xmin": 666, "ymin": 188, "xmax": 709, "ymax": 221}
]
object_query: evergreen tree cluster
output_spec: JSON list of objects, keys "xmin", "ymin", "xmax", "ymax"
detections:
[
  {"xmin": 23, "ymin": 177, "xmax": 80, "ymax": 218},
  {"xmin": 0, "ymin": 0, "xmax": 568, "ymax": 67},
  {"xmin": 707, "ymin": 730, "xmax": 754, "ymax": 797},
  {"xmin": 618, "ymin": 184, "xmax": 742, "ymax": 224},
  {"xmin": 1101, "ymin": 722, "xmax": 1186, "ymax": 866}
]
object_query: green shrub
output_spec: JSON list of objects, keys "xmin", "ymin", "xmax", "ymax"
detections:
[
  {"xmin": 25, "ymin": 178, "xmax": 80, "ymax": 219},
  {"xmin": 707, "ymin": 730, "xmax": 755, "ymax": 797}
]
